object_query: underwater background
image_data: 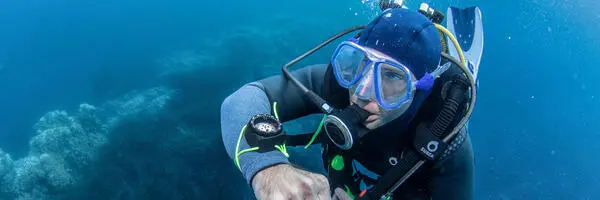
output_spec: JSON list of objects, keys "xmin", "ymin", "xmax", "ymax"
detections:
[{"xmin": 0, "ymin": 0, "xmax": 598, "ymax": 199}]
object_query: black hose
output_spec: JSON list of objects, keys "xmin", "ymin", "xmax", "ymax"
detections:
[
  {"xmin": 281, "ymin": 25, "xmax": 366, "ymax": 113},
  {"xmin": 429, "ymin": 76, "xmax": 468, "ymax": 138}
]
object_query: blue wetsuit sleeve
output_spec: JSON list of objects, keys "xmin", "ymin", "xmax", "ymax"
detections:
[
  {"xmin": 220, "ymin": 64, "xmax": 328, "ymax": 185},
  {"xmin": 429, "ymin": 129, "xmax": 475, "ymax": 200}
]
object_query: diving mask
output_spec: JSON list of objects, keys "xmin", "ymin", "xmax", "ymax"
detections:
[{"xmin": 331, "ymin": 39, "xmax": 447, "ymax": 111}]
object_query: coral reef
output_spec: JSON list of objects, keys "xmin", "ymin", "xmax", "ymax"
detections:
[
  {"xmin": 0, "ymin": 87, "xmax": 176, "ymax": 200},
  {"xmin": 103, "ymin": 86, "xmax": 175, "ymax": 129},
  {"xmin": 30, "ymin": 106, "xmax": 106, "ymax": 169},
  {"xmin": 3, "ymin": 154, "xmax": 73, "ymax": 200}
]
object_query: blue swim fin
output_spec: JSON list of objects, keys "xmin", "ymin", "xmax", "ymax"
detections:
[{"xmin": 445, "ymin": 6, "xmax": 484, "ymax": 81}]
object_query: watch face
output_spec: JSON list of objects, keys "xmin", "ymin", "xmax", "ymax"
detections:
[
  {"xmin": 251, "ymin": 114, "xmax": 281, "ymax": 137},
  {"xmin": 255, "ymin": 121, "xmax": 277, "ymax": 135}
]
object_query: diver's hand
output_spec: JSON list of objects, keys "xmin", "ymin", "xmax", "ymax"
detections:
[
  {"xmin": 252, "ymin": 164, "xmax": 330, "ymax": 200},
  {"xmin": 331, "ymin": 187, "xmax": 353, "ymax": 200}
]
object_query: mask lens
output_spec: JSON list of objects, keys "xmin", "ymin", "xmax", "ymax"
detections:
[
  {"xmin": 377, "ymin": 63, "xmax": 411, "ymax": 107},
  {"xmin": 332, "ymin": 44, "xmax": 367, "ymax": 87}
]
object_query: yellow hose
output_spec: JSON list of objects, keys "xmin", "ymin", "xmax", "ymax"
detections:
[{"xmin": 434, "ymin": 24, "xmax": 466, "ymax": 66}]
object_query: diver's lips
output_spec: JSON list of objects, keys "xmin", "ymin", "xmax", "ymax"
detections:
[{"xmin": 365, "ymin": 115, "xmax": 380, "ymax": 123}]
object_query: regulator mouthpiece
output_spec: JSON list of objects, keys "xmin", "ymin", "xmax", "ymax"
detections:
[{"xmin": 324, "ymin": 104, "xmax": 371, "ymax": 150}]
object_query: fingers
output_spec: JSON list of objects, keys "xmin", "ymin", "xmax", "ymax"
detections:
[
  {"xmin": 292, "ymin": 173, "xmax": 328, "ymax": 200},
  {"xmin": 331, "ymin": 189, "xmax": 340, "ymax": 200},
  {"xmin": 333, "ymin": 187, "xmax": 353, "ymax": 200},
  {"xmin": 295, "ymin": 180, "xmax": 315, "ymax": 200},
  {"xmin": 310, "ymin": 174, "xmax": 330, "ymax": 200},
  {"xmin": 252, "ymin": 164, "xmax": 332, "ymax": 200}
]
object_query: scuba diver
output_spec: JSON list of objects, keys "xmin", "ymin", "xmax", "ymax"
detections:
[{"xmin": 221, "ymin": 1, "xmax": 484, "ymax": 199}]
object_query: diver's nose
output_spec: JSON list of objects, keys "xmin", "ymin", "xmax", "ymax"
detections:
[{"xmin": 353, "ymin": 69, "xmax": 376, "ymax": 101}]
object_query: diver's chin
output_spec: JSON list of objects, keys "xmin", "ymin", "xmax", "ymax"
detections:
[{"xmin": 364, "ymin": 119, "xmax": 381, "ymax": 130}]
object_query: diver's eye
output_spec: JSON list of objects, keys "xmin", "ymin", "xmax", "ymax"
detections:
[{"xmin": 383, "ymin": 71, "xmax": 405, "ymax": 81}]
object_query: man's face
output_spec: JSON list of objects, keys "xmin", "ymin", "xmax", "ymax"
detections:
[
  {"xmin": 348, "ymin": 61, "xmax": 411, "ymax": 130},
  {"xmin": 336, "ymin": 45, "xmax": 414, "ymax": 129}
]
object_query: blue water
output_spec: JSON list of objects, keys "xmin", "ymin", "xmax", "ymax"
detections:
[{"xmin": 0, "ymin": 0, "xmax": 598, "ymax": 199}]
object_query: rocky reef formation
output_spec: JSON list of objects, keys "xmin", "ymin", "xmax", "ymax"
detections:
[{"xmin": 0, "ymin": 87, "xmax": 174, "ymax": 200}]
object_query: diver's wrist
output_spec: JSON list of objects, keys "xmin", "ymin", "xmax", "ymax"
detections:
[
  {"xmin": 251, "ymin": 163, "xmax": 290, "ymax": 189},
  {"xmin": 240, "ymin": 150, "xmax": 290, "ymax": 185}
]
